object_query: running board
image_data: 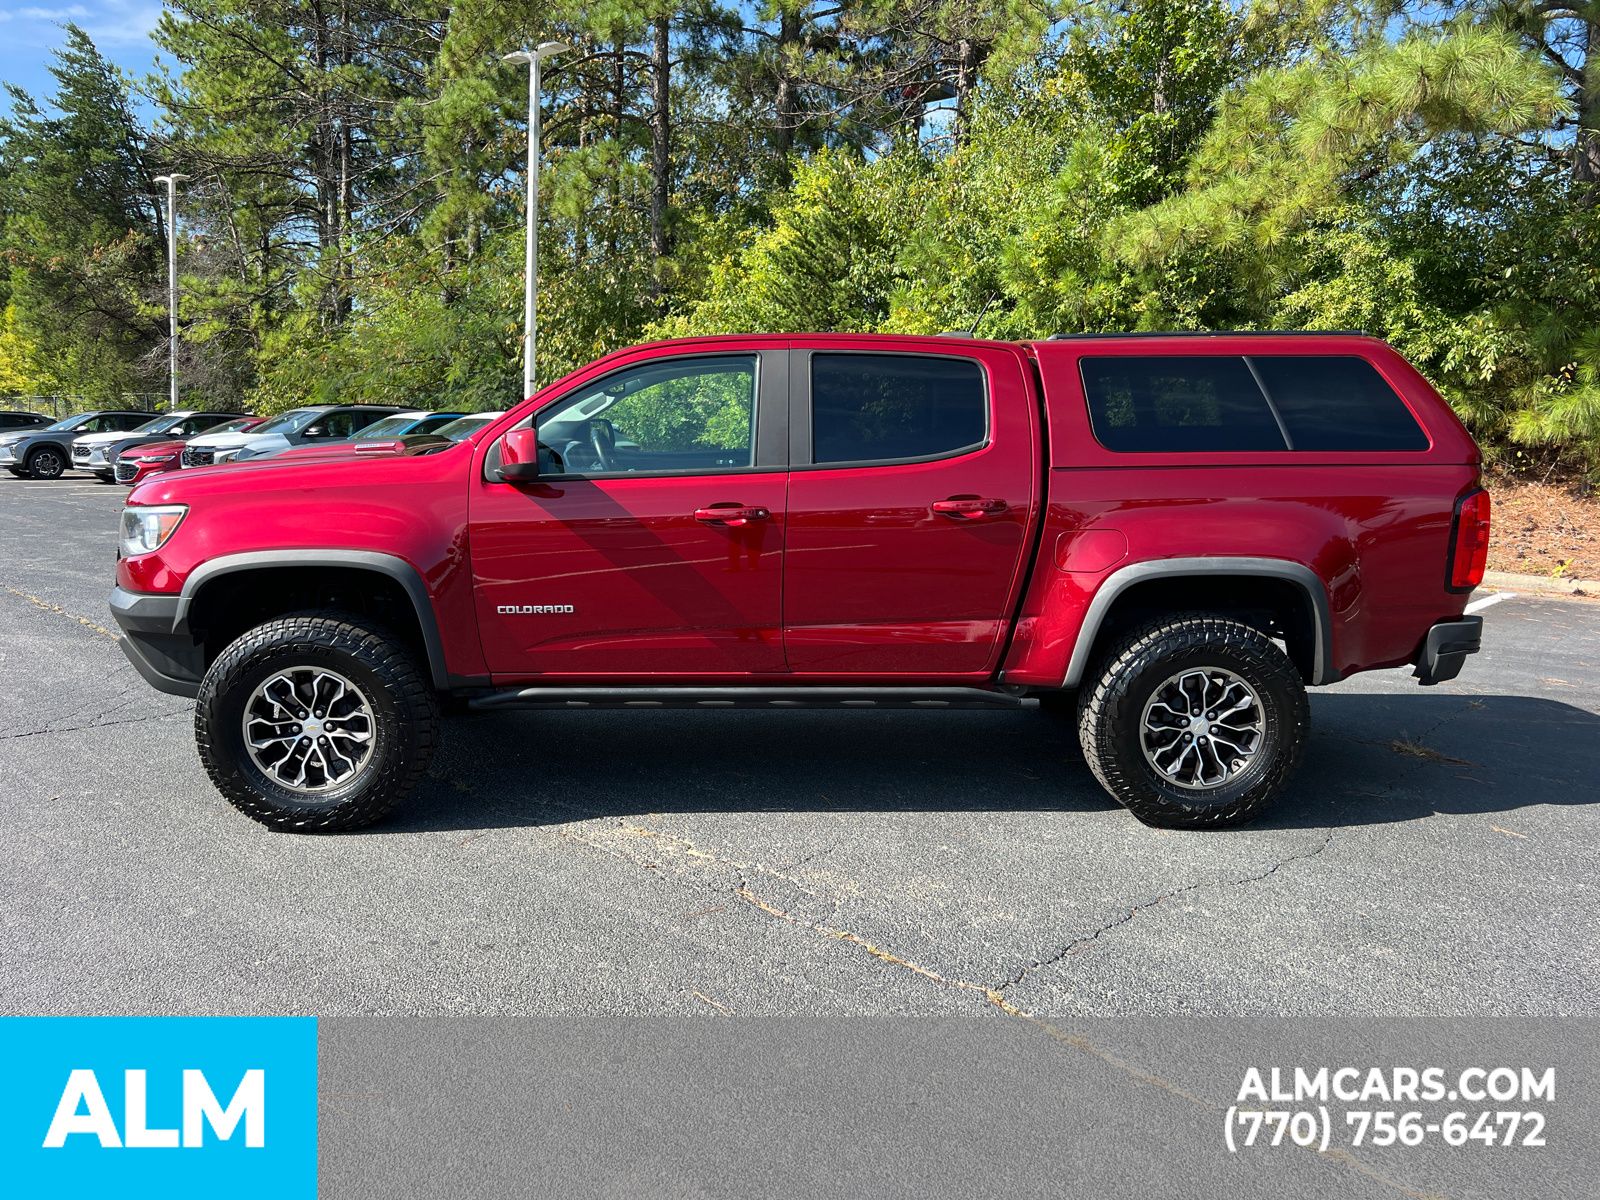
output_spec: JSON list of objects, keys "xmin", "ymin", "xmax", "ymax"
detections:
[{"xmin": 468, "ymin": 686, "xmax": 1030, "ymax": 712}]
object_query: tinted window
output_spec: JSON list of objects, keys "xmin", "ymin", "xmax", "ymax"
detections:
[
  {"xmin": 253, "ymin": 409, "xmax": 318, "ymax": 436},
  {"xmin": 412, "ymin": 412, "xmax": 465, "ymax": 434},
  {"xmin": 1080, "ymin": 356, "xmax": 1286, "ymax": 452},
  {"xmin": 307, "ymin": 410, "xmax": 382, "ymax": 439},
  {"xmin": 201, "ymin": 417, "xmax": 255, "ymax": 434},
  {"xmin": 171, "ymin": 414, "xmax": 228, "ymax": 436},
  {"xmin": 534, "ymin": 356, "xmax": 756, "ymax": 476},
  {"xmin": 348, "ymin": 409, "xmax": 401, "ymax": 434},
  {"xmin": 1250, "ymin": 356, "xmax": 1428, "ymax": 451},
  {"xmin": 811, "ymin": 354, "xmax": 986, "ymax": 465},
  {"xmin": 438, "ymin": 413, "xmax": 500, "ymax": 441},
  {"xmin": 354, "ymin": 414, "xmax": 422, "ymax": 438}
]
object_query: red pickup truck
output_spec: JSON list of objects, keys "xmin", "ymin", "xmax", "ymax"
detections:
[{"xmin": 110, "ymin": 332, "xmax": 1489, "ymax": 833}]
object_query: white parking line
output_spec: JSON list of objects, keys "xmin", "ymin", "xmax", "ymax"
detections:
[{"xmin": 1465, "ymin": 591, "xmax": 1516, "ymax": 614}]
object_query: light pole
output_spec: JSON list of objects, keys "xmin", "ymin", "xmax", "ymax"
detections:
[
  {"xmin": 502, "ymin": 41, "xmax": 568, "ymax": 400},
  {"xmin": 153, "ymin": 173, "xmax": 189, "ymax": 412}
]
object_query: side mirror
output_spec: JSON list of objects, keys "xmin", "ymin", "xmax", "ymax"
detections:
[
  {"xmin": 497, "ymin": 428, "xmax": 540, "ymax": 482},
  {"xmin": 303, "ymin": 424, "xmax": 325, "ymax": 439}
]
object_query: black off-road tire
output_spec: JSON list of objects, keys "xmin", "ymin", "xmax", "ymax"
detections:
[
  {"xmin": 195, "ymin": 611, "xmax": 438, "ymax": 832},
  {"xmin": 1077, "ymin": 614, "xmax": 1308, "ymax": 829},
  {"xmin": 26, "ymin": 447, "xmax": 65, "ymax": 479}
]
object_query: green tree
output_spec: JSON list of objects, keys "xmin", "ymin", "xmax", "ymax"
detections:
[{"xmin": 0, "ymin": 25, "xmax": 163, "ymax": 402}]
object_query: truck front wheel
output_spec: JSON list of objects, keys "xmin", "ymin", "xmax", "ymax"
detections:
[
  {"xmin": 1077, "ymin": 614, "xmax": 1308, "ymax": 829},
  {"xmin": 195, "ymin": 611, "xmax": 438, "ymax": 832}
]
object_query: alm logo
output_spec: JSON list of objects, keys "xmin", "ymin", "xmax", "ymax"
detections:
[{"xmin": 44, "ymin": 1068, "xmax": 265, "ymax": 1149}]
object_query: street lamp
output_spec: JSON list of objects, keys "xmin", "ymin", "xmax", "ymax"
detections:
[
  {"xmin": 502, "ymin": 41, "xmax": 568, "ymax": 400},
  {"xmin": 153, "ymin": 173, "xmax": 189, "ymax": 413}
]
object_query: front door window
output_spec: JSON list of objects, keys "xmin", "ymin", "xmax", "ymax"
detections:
[{"xmin": 534, "ymin": 356, "xmax": 756, "ymax": 477}]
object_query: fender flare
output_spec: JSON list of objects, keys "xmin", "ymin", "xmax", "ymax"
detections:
[
  {"xmin": 173, "ymin": 549, "xmax": 450, "ymax": 690},
  {"xmin": 1062, "ymin": 556, "xmax": 1336, "ymax": 688}
]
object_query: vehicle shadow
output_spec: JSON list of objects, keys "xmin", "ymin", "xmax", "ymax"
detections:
[{"xmin": 382, "ymin": 690, "xmax": 1600, "ymax": 835}]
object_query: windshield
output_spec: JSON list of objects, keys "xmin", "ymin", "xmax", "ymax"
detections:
[
  {"xmin": 133, "ymin": 414, "xmax": 181, "ymax": 434},
  {"xmin": 434, "ymin": 413, "xmax": 502, "ymax": 442},
  {"xmin": 353, "ymin": 415, "xmax": 420, "ymax": 439},
  {"xmin": 42, "ymin": 413, "xmax": 95, "ymax": 432},
  {"xmin": 248, "ymin": 408, "xmax": 319, "ymax": 436},
  {"xmin": 202, "ymin": 417, "xmax": 256, "ymax": 434}
]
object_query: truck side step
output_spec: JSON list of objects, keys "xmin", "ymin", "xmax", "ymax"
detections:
[{"xmin": 467, "ymin": 686, "xmax": 1031, "ymax": 712}]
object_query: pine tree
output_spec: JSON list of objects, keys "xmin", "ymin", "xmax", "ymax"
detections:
[{"xmin": 0, "ymin": 25, "xmax": 163, "ymax": 401}]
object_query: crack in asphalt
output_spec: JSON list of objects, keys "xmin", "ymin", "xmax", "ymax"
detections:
[
  {"xmin": 729, "ymin": 863, "xmax": 1436, "ymax": 1200},
  {"xmin": 970, "ymin": 689, "xmax": 1486, "ymax": 1002},
  {"xmin": 548, "ymin": 818, "xmax": 845, "ymax": 913},
  {"xmin": 1, "ymin": 583, "xmax": 119, "ymax": 640},
  {"xmin": 732, "ymin": 879, "xmax": 1022, "ymax": 1012},
  {"xmin": 993, "ymin": 830, "xmax": 1336, "ymax": 992},
  {"xmin": 0, "ymin": 708, "xmax": 190, "ymax": 741}
]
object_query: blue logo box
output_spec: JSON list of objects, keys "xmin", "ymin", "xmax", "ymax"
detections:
[{"xmin": 0, "ymin": 1017, "xmax": 317, "ymax": 1198}]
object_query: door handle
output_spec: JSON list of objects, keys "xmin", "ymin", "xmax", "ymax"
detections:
[
  {"xmin": 931, "ymin": 497, "xmax": 1007, "ymax": 520},
  {"xmin": 695, "ymin": 505, "xmax": 771, "ymax": 527}
]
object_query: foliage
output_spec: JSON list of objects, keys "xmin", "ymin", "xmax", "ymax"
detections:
[{"xmin": 1, "ymin": 2, "xmax": 1599, "ymax": 474}]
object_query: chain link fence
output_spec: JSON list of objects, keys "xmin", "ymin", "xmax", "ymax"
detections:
[{"xmin": 4, "ymin": 394, "xmax": 167, "ymax": 419}]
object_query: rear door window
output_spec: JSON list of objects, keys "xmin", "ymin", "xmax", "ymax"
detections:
[
  {"xmin": 811, "ymin": 353, "xmax": 986, "ymax": 465},
  {"xmin": 1079, "ymin": 356, "xmax": 1286, "ymax": 452},
  {"xmin": 312, "ymin": 410, "xmax": 365, "ymax": 439},
  {"xmin": 174, "ymin": 415, "xmax": 219, "ymax": 436},
  {"xmin": 1249, "ymin": 356, "xmax": 1428, "ymax": 451}
]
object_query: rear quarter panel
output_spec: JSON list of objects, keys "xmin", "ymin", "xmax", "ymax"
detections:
[{"xmin": 1004, "ymin": 337, "xmax": 1482, "ymax": 686}]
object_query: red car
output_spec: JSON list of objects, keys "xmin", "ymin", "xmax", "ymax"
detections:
[
  {"xmin": 110, "ymin": 332, "xmax": 1488, "ymax": 832},
  {"xmin": 114, "ymin": 416, "xmax": 266, "ymax": 485}
]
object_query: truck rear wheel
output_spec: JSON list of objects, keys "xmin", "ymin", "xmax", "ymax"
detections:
[
  {"xmin": 195, "ymin": 611, "xmax": 438, "ymax": 832},
  {"xmin": 1077, "ymin": 614, "xmax": 1308, "ymax": 829}
]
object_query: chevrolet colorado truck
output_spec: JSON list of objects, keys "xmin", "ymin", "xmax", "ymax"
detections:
[{"xmin": 109, "ymin": 332, "xmax": 1489, "ymax": 832}]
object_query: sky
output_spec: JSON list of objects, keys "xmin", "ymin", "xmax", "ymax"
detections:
[{"xmin": 0, "ymin": 1, "xmax": 164, "ymax": 108}]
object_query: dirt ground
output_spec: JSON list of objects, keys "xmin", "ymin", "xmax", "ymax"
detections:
[{"xmin": 1487, "ymin": 478, "xmax": 1600, "ymax": 581}]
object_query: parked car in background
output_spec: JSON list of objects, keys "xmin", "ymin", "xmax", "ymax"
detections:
[
  {"xmin": 0, "ymin": 410, "xmax": 50, "ymax": 431},
  {"xmin": 113, "ymin": 332, "xmax": 1487, "ymax": 833},
  {"xmin": 114, "ymin": 417, "xmax": 266, "ymax": 486},
  {"xmin": 0, "ymin": 411, "xmax": 151, "ymax": 479},
  {"xmin": 342, "ymin": 410, "xmax": 466, "ymax": 441},
  {"xmin": 184, "ymin": 404, "xmax": 404, "ymax": 467},
  {"xmin": 430, "ymin": 411, "xmax": 506, "ymax": 442},
  {"xmin": 73, "ymin": 410, "xmax": 251, "ymax": 482},
  {"xmin": 269, "ymin": 410, "xmax": 505, "ymax": 465}
]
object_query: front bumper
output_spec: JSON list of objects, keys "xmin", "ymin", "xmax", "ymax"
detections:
[
  {"xmin": 0, "ymin": 446, "xmax": 14, "ymax": 464},
  {"xmin": 109, "ymin": 586, "xmax": 204, "ymax": 698},
  {"xmin": 1413, "ymin": 615, "xmax": 1483, "ymax": 686}
]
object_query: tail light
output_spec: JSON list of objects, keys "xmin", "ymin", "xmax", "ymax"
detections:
[{"xmin": 1448, "ymin": 488, "xmax": 1491, "ymax": 592}]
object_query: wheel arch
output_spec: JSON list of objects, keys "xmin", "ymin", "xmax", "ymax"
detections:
[
  {"xmin": 25, "ymin": 439, "xmax": 68, "ymax": 465},
  {"xmin": 176, "ymin": 550, "xmax": 450, "ymax": 690},
  {"xmin": 1063, "ymin": 557, "xmax": 1335, "ymax": 688}
]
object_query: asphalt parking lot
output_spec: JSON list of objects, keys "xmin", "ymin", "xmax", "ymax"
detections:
[{"xmin": 2, "ymin": 472, "xmax": 1598, "ymax": 1020}]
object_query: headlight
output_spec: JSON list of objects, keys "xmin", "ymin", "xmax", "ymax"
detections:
[
  {"xmin": 119, "ymin": 505, "xmax": 187, "ymax": 557},
  {"xmin": 136, "ymin": 453, "xmax": 177, "ymax": 463},
  {"xmin": 210, "ymin": 448, "xmax": 242, "ymax": 464}
]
